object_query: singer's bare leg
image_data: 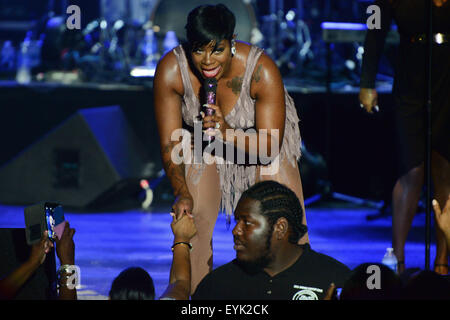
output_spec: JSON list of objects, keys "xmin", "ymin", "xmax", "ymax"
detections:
[
  {"xmin": 256, "ymin": 157, "xmax": 309, "ymax": 244},
  {"xmin": 186, "ymin": 163, "xmax": 222, "ymax": 294},
  {"xmin": 431, "ymin": 150, "xmax": 450, "ymax": 275},
  {"xmin": 392, "ymin": 164, "xmax": 424, "ymax": 274}
]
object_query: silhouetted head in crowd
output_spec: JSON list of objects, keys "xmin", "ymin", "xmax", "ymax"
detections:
[
  {"xmin": 232, "ymin": 180, "xmax": 307, "ymax": 271},
  {"xmin": 340, "ymin": 263, "xmax": 402, "ymax": 300},
  {"xmin": 109, "ymin": 267, "xmax": 155, "ymax": 300},
  {"xmin": 403, "ymin": 270, "xmax": 450, "ymax": 300}
]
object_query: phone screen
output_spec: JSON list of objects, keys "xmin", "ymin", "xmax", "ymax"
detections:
[
  {"xmin": 336, "ymin": 287, "xmax": 343, "ymax": 300},
  {"xmin": 44, "ymin": 203, "xmax": 65, "ymax": 241},
  {"xmin": 45, "ymin": 206, "xmax": 56, "ymax": 240}
]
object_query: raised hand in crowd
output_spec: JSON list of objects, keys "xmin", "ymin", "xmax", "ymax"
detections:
[
  {"xmin": 359, "ymin": 88, "xmax": 379, "ymax": 114},
  {"xmin": 433, "ymin": 195, "xmax": 450, "ymax": 249},
  {"xmin": 0, "ymin": 231, "xmax": 53, "ymax": 299},
  {"xmin": 160, "ymin": 211, "xmax": 197, "ymax": 300},
  {"xmin": 54, "ymin": 221, "xmax": 77, "ymax": 300}
]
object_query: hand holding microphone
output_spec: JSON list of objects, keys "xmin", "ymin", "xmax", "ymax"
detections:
[
  {"xmin": 359, "ymin": 88, "xmax": 380, "ymax": 113},
  {"xmin": 200, "ymin": 78, "xmax": 229, "ymax": 140},
  {"xmin": 201, "ymin": 78, "xmax": 218, "ymax": 143}
]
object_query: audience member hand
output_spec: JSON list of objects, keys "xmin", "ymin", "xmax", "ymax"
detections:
[
  {"xmin": 323, "ymin": 283, "xmax": 336, "ymax": 300},
  {"xmin": 171, "ymin": 211, "xmax": 197, "ymax": 242},
  {"xmin": 359, "ymin": 88, "xmax": 379, "ymax": 114},
  {"xmin": 172, "ymin": 194, "xmax": 194, "ymax": 220},
  {"xmin": 433, "ymin": 196, "xmax": 450, "ymax": 238},
  {"xmin": 55, "ymin": 222, "xmax": 76, "ymax": 265},
  {"xmin": 200, "ymin": 104, "xmax": 231, "ymax": 138},
  {"xmin": 29, "ymin": 231, "xmax": 54, "ymax": 266}
]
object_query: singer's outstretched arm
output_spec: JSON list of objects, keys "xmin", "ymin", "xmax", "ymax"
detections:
[
  {"xmin": 250, "ymin": 51, "xmax": 285, "ymax": 155},
  {"xmin": 154, "ymin": 52, "xmax": 193, "ymax": 216}
]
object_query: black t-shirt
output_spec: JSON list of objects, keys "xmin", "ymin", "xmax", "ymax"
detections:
[{"xmin": 192, "ymin": 244, "xmax": 351, "ymax": 300}]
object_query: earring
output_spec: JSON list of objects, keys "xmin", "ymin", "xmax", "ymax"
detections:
[{"xmin": 231, "ymin": 39, "xmax": 236, "ymax": 57}]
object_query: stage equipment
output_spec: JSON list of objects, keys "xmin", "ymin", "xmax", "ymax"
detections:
[
  {"xmin": 321, "ymin": 21, "xmax": 399, "ymax": 86},
  {"xmin": 424, "ymin": 0, "xmax": 433, "ymax": 272},
  {"xmin": 321, "ymin": 22, "xmax": 400, "ymax": 44},
  {"xmin": 258, "ymin": 0, "xmax": 386, "ymax": 78},
  {"xmin": 149, "ymin": 0, "xmax": 260, "ymax": 45},
  {"xmin": 258, "ymin": 0, "xmax": 314, "ymax": 75},
  {"xmin": 0, "ymin": 106, "xmax": 155, "ymax": 209},
  {"xmin": 301, "ymin": 20, "xmax": 398, "ymax": 210},
  {"xmin": 100, "ymin": 0, "xmax": 156, "ymax": 26},
  {"xmin": 76, "ymin": 17, "xmax": 147, "ymax": 83},
  {"xmin": 298, "ymin": 142, "xmax": 328, "ymax": 200},
  {"xmin": 0, "ymin": 0, "xmax": 49, "ymax": 42}
]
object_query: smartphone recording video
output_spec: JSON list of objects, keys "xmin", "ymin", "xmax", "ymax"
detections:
[{"xmin": 25, "ymin": 202, "xmax": 65, "ymax": 245}]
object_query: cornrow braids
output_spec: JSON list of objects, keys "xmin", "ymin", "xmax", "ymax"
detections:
[{"xmin": 241, "ymin": 181, "xmax": 307, "ymax": 244}]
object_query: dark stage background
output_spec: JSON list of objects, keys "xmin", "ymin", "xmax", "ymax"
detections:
[{"xmin": 0, "ymin": 82, "xmax": 397, "ymax": 207}]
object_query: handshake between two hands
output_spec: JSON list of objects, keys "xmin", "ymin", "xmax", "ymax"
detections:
[{"xmin": 170, "ymin": 210, "xmax": 197, "ymax": 243}]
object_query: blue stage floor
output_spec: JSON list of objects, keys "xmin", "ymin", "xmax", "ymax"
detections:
[{"xmin": 0, "ymin": 201, "xmax": 437, "ymax": 299}]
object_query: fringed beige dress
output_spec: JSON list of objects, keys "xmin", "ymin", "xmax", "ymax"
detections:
[{"xmin": 173, "ymin": 44, "xmax": 308, "ymax": 293}]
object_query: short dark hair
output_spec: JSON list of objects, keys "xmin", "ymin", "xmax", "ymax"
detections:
[
  {"xmin": 240, "ymin": 180, "xmax": 307, "ymax": 244},
  {"xmin": 109, "ymin": 267, "xmax": 155, "ymax": 300},
  {"xmin": 185, "ymin": 4, "xmax": 235, "ymax": 51}
]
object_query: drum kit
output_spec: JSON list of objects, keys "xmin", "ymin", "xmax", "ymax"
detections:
[{"xmin": 34, "ymin": 0, "xmax": 375, "ymax": 82}]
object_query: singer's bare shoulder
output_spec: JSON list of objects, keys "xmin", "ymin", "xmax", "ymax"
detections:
[
  {"xmin": 154, "ymin": 50, "xmax": 184, "ymax": 96},
  {"xmin": 249, "ymin": 49, "xmax": 284, "ymax": 100}
]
